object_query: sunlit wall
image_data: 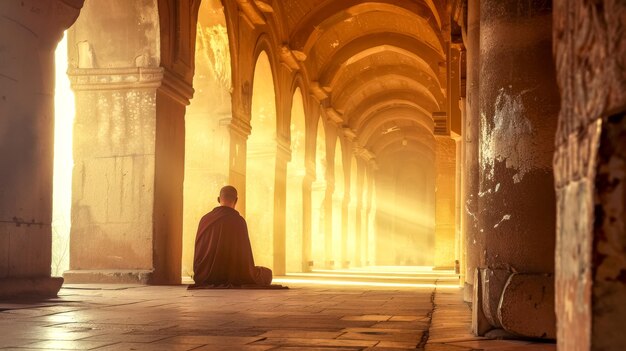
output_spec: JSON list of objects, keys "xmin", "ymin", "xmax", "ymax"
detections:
[
  {"xmin": 182, "ymin": 0, "xmax": 232, "ymax": 279},
  {"xmin": 246, "ymin": 51, "xmax": 277, "ymax": 269},
  {"xmin": 51, "ymin": 31, "xmax": 75, "ymax": 277}
]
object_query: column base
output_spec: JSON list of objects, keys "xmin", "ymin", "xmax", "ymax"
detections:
[
  {"xmin": 0, "ymin": 277, "xmax": 64, "ymax": 299},
  {"xmin": 474, "ymin": 271, "xmax": 556, "ymax": 339},
  {"xmin": 64, "ymin": 270, "xmax": 153, "ymax": 284}
]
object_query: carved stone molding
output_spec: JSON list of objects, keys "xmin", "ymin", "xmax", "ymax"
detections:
[{"xmin": 67, "ymin": 67, "xmax": 164, "ymax": 91}]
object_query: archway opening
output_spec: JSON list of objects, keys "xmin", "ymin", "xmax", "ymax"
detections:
[
  {"xmin": 51, "ymin": 31, "xmax": 75, "ymax": 277},
  {"xmin": 246, "ymin": 51, "xmax": 277, "ymax": 270},
  {"xmin": 332, "ymin": 139, "xmax": 345, "ymax": 268},
  {"xmin": 285, "ymin": 88, "xmax": 306, "ymax": 273},
  {"xmin": 182, "ymin": 0, "xmax": 232, "ymax": 281},
  {"xmin": 310, "ymin": 118, "xmax": 327, "ymax": 269}
]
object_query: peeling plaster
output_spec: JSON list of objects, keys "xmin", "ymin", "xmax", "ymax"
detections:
[{"xmin": 480, "ymin": 89, "xmax": 535, "ymax": 183}]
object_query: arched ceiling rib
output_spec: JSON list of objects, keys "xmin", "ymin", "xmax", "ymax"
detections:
[
  {"xmin": 315, "ymin": 34, "xmax": 444, "ymax": 85},
  {"xmin": 328, "ymin": 62, "xmax": 444, "ymax": 108},
  {"xmin": 269, "ymin": 0, "xmax": 449, "ymax": 161},
  {"xmin": 288, "ymin": 0, "xmax": 443, "ymax": 55},
  {"xmin": 335, "ymin": 77, "xmax": 440, "ymax": 116},
  {"xmin": 357, "ymin": 108, "xmax": 434, "ymax": 147},
  {"xmin": 346, "ymin": 90, "xmax": 435, "ymax": 129}
]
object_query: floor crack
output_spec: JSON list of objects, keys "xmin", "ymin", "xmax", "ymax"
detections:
[{"xmin": 416, "ymin": 279, "xmax": 438, "ymax": 350}]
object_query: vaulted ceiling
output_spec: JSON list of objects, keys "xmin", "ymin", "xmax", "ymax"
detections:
[{"xmin": 253, "ymin": 0, "xmax": 451, "ymax": 159}]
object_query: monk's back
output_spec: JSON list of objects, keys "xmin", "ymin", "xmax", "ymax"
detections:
[{"xmin": 192, "ymin": 206, "xmax": 271, "ymax": 287}]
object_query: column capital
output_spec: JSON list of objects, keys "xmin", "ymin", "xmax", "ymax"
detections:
[
  {"xmin": 159, "ymin": 69, "xmax": 195, "ymax": 106},
  {"xmin": 228, "ymin": 114, "xmax": 252, "ymax": 139}
]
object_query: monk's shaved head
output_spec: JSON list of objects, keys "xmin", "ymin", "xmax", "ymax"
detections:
[{"xmin": 218, "ymin": 185, "xmax": 238, "ymax": 207}]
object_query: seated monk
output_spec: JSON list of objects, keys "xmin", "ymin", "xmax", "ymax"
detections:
[{"xmin": 191, "ymin": 185, "xmax": 272, "ymax": 287}]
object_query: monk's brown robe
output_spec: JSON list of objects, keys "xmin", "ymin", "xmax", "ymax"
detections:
[{"xmin": 191, "ymin": 206, "xmax": 272, "ymax": 287}]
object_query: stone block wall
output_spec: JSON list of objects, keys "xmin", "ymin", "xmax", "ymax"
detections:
[{"xmin": 553, "ymin": 1, "xmax": 626, "ymax": 349}]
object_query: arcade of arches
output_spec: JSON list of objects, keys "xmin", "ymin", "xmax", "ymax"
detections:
[{"xmin": 1, "ymin": 0, "xmax": 625, "ymax": 349}]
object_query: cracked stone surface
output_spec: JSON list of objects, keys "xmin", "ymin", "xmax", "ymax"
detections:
[{"xmin": 0, "ymin": 282, "xmax": 554, "ymax": 350}]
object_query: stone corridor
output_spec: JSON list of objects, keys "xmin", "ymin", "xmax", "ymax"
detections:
[
  {"xmin": 0, "ymin": 278, "xmax": 554, "ymax": 350},
  {"xmin": 2, "ymin": 0, "xmax": 626, "ymax": 349}
]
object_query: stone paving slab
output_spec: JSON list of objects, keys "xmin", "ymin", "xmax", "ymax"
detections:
[{"xmin": 0, "ymin": 281, "xmax": 557, "ymax": 350}]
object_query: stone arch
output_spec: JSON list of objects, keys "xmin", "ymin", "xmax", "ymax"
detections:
[
  {"xmin": 181, "ymin": 0, "xmax": 233, "ymax": 280},
  {"xmin": 311, "ymin": 116, "xmax": 328, "ymax": 268},
  {"xmin": 315, "ymin": 33, "xmax": 443, "ymax": 85},
  {"xmin": 245, "ymin": 50, "xmax": 278, "ymax": 270},
  {"xmin": 244, "ymin": 35, "xmax": 281, "ymax": 126},
  {"xmin": 285, "ymin": 87, "xmax": 307, "ymax": 272},
  {"xmin": 288, "ymin": 0, "xmax": 443, "ymax": 55}
]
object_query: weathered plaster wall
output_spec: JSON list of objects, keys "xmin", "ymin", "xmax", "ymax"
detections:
[
  {"xmin": 0, "ymin": 0, "xmax": 82, "ymax": 297},
  {"xmin": 553, "ymin": 1, "xmax": 626, "ymax": 349}
]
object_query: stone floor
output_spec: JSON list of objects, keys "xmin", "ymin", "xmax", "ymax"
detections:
[{"xmin": 0, "ymin": 276, "xmax": 556, "ymax": 350}]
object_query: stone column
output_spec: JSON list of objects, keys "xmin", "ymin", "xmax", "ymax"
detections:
[
  {"xmin": 341, "ymin": 177, "xmax": 350, "ymax": 268},
  {"xmin": 462, "ymin": 0, "xmax": 481, "ymax": 302},
  {"xmin": 354, "ymin": 159, "xmax": 366, "ymax": 267},
  {"xmin": 475, "ymin": 0, "xmax": 558, "ymax": 338},
  {"xmin": 63, "ymin": 67, "xmax": 191, "ymax": 285},
  {"xmin": 454, "ymin": 136, "xmax": 463, "ymax": 275},
  {"xmin": 63, "ymin": 0, "xmax": 192, "ymax": 284},
  {"xmin": 553, "ymin": 1, "xmax": 626, "ymax": 349},
  {"xmin": 434, "ymin": 137, "xmax": 457, "ymax": 269},
  {"xmin": 273, "ymin": 138, "xmax": 290, "ymax": 276},
  {"xmin": 301, "ymin": 160, "xmax": 315, "ymax": 272},
  {"xmin": 228, "ymin": 114, "xmax": 251, "ymax": 213},
  {"xmin": 363, "ymin": 169, "xmax": 376, "ymax": 266},
  {"xmin": 0, "ymin": 0, "xmax": 83, "ymax": 298}
]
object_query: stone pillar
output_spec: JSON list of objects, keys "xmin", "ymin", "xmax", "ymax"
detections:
[
  {"xmin": 475, "ymin": 0, "xmax": 558, "ymax": 338},
  {"xmin": 462, "ymin": 0, "xmax": 481, "ymax": 302},
  {"xmin": 458, "ymin": 49, "xmax": 467, "ymax": 279},
  {"xmin": 354, "ymin": 159, "xmax": 366, "ymax": 267},
  {"xmin": 301, "ymin": 161, "xmax": 315, "ymax": 272},
  {"xmin": 273, "ymin": 138, "xmax": 290, "ymax": 276},
  {"xmin": 0, "ymin": 0, "xmax": 83, "ymax": 298},
  {"xmin": 434, "ymin": 137, "xmax": 457, "ymax": 269},
  {"xmin": 553, "ymin": 1, "xmax": 626, "ymax": 349},
  {"xmin": 454, "ymin": 136, "xmax": 463, "ymax": 275},
  {"xmin": 228, "ymin": 114, "xmax": 251, "ymax": 213},
  {"xmin": 341, "ymin": 178, "xmax": 350, "ymax": 268},
  {"xmin": 364, "ymin": 169, "xmax": 376, "ymax": 266},
  {"xmin": 64, "ymin": 0, "xmax": 192, "ymax": 284}
]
